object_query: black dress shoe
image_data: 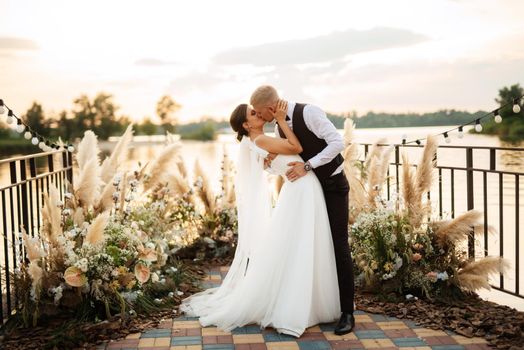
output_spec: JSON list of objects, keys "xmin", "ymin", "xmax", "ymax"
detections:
[{"xmin": 334, "ymin": 312, "xmax": 355, "ymax": 335}]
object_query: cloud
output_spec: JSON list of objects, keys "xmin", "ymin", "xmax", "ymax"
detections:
[
  {"xmin": 0, "ymin": 37, "xmax": 39, "ymax": 50},
  {"xmin": 134, "ymin": 58, "xmax": 179, "ymax": 66},
  {"xmin": 213, "ymin": 27, "xmax": 429, "ymax": 66}
]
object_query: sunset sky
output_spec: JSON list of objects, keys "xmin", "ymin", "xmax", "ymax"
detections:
[{"xmin": 1, "ymin": 0, "xmax": 523, "ymax": 123}]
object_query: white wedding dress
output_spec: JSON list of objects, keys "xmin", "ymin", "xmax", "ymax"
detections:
[{"xmin": 181, "ymin": 138, "xmax": 340, "ymax": 337}]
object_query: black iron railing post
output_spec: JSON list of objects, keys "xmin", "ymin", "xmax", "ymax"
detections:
[{"xmin": 466, "ymin": 147, "xmax": 475, "ymax": 259}]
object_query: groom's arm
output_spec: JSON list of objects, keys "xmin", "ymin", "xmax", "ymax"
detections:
[{"xmin": 303, "ymin": 104, "xmax": 344, "ymax": 169}]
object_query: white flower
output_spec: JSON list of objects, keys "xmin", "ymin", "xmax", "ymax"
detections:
[
  {"xmin": 176, "ymin": 290, "xmax": 184, "ymax": 296},
  {"xmin": 203, "ymin": 237, "xmax": 215, "ymax": 246},
  {"xmin": 168, "ymin": 292, "xmax": 174, "ymax": 297},
  {"xmin": 151, "ymin": 272, "xmax": 159, "ymax": 283},
  {"xmin": 50, "ymin": 285, "xmax": 63, "ymax": 304},
  {"xmin": 437, "ymin": 271, "xmax": 449, "ymax": 281},
  {"xmin": 154, "ymin": 298, "xmax": 162, "ymax": 304}
]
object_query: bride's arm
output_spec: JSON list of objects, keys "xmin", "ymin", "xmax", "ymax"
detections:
[{"xmin": 255, "ymin": 100, "xmax": 303, "ymax": 155}]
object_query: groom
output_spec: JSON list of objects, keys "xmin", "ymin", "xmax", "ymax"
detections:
[{"xmin": 250, "ymin": 85, "xmax": 355, "ymax": 335}]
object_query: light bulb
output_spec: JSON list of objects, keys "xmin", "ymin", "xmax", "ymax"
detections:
[
  {"xmin": 24, "ymin": 131, "xmax": 32, "ymax": 139},
  {"xmin": 6, "ymin": 115, "xmax": 14, "ymax": 124},
  {"xmin": 458, "ymin": 130, "xmax": 464, "ymax": 139},
  {"xmin": 494, "ymin": 115, "xmax": 502, "ymax": 123},
  {"xmin": 31, "ymin": 137, "xmax": 39, "ymax": 145},
  {"xmin": 0, "ymin": 105, "xmax": 4, "ymax": 114},
  {"xmin": 67, "ymin": 145, "xmax": 75, "ymax": 152},
  {"xmin": 16, "ymin": 123, "xmax": 25, "ymax": 133},
  {"xmin": 513, "ymin": 104, "xmax": 521, "ymax": 114},
  {"xmin": 445, "ymin": 137, "xmax": 451, "ymax": 143},
  {"xmin": 475, "ymin": 123, "xmax": 483, "ymax": 132},
  {"xmin": 38, "ymin": 141, "xmax": 45, "ymax": 148}
]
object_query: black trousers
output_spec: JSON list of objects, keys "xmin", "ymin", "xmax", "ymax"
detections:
[{"xmin": 320, "ymin": 171, "xmax": 355, "ymax": 314}]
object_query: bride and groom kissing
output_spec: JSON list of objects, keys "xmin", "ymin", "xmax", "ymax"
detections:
[{"xmin": 181, "ymin": 85, "xmax": 355, "ymax": 337}]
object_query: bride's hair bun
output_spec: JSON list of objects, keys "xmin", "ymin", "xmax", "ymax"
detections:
[{"xmin": 230, "ymin": 104, "xmax": 249, "ymax": 141}]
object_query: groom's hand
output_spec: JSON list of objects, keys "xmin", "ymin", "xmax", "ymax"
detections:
[{"xmin": 286, "ymin": 162, "xmax": 307, "ymax": 182}]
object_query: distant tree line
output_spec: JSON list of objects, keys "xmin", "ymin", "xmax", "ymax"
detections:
[{"xmin": 1, "ymin": 84, "xmax": 522, "ymax": 143}]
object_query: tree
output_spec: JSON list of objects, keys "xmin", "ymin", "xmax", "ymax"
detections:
[
  {"xmin": 24, "ymin": 102, "xmax": 50, "ymax": 136},
  {"xmin": 156, "ymin": 95, "xmax": 181, "ymax": 133},
  {"xmin": 72, "ymin": 93, "xmax": 125, "ymax": 140},
  {"xmin": 137, "ymin": 117, "xmax": 158, "ymax": 135},
  {"xmin": 479, "ymin": 84, "xmax": 524, "ymax": 142}
]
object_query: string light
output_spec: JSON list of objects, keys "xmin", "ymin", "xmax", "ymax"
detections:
[
  {"xmin": 15, "ymin": 119, "xmax": 26, "ymax": 133},
  {"xmin": 6, "ymin": 110, "xmax": 15, "ymax": 124},
  {"xmin": 458, "ymin": 126, "xmax": 464, "ymax": 139},
  {"xmin": 514, "ymin": 98, "xmax": 521, "ymax": 114},
  {"xmin": 443, "ymin": 132, "xmax": 451, "ymax": 143},
  {"xmin": 416, "ymin": 139, "xmax": 422, "ymax": 145},
  {"xmin": 401, "ymin": 133, "xmax": 407, "ymax": 145},
  {"xmin": 403, "ymin": 93, "xmax": 524, "ymax": 145},
  {"xmin": 474, "ymin": 119, "xmax": 483, "ymax": 132},
  {"xmin": 1, "ymin": 98, "xmax": 75, "ymax": 153},
  {"xmin": 493, "ymin": 109, "xmax": 502, "ymax": 123}
]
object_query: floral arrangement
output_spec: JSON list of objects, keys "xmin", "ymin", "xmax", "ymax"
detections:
[
  {"xmin": 343, "ymin": 119, "xmax": 509, "ymax": 300},
  {"xmin": 13, "ymin": 126, "xmax": 236, "ymax": 327}
]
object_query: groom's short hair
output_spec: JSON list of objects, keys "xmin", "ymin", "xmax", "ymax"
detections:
[{"xmin": 250, "ymin": 85, "xmax": 279, "ymax": 106}]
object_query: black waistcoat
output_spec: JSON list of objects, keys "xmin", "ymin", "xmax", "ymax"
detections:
[{"xmin": 277, "ymin": 103, "xmax": 344, "ymax": 181}]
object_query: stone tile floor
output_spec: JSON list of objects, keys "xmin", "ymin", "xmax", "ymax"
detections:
[{"xmin": 100, "ymin": 266, "xmax": 491, "ymax": 350}]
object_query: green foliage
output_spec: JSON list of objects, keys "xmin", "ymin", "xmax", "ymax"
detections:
[
  {"xmin": 351, "ymin": 207, "xmax": 462, "ymax": 300},
  {"xmin": 475, "ymin": 84, "xmax": 524, "ymax": 142},
  {"xmin": 136, "ymin": 117, "xmax": 159, "ymax": 135},
  {"xmin": 327, "ymin": 110, "xmax": 487, "ymax": 129},
  {"xmin": 180, "ymin": 120, "xmax": 217, "ymax": 141},
  {"xmin": 156, "ymin": 95, "xmax": 181, "ymax": 133}
]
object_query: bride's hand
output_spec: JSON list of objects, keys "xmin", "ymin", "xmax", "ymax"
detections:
[{"xmin": 272, "ymin": 100, "xmax": 288, "ymax": 123}]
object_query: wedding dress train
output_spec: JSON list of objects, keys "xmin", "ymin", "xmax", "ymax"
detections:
[{"xmin": 181, "ymin": 138, "xmax": 340, "ymax": 337}]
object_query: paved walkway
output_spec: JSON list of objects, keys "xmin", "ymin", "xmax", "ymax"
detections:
[{"xmin": 101, "ymin": 266, "xmax": 491, "ymax": 350}]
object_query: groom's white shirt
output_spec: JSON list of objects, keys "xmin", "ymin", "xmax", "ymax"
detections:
[{"xmin": 274, "ymin": 101, "xmax": 344, "ymax": 176}]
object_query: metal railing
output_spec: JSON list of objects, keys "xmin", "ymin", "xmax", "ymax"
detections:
[
  {"xmin": 0, "ymin": 149, "xmax": 73, "ymax": 323},
  {"xmin": 358, "ymin": 143, "xmax": 523, "ymax": 299}
]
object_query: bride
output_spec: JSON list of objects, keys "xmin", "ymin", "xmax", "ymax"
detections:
[{"xmin": 181, "ymin": 100, "xmax": 340, "ymax": 337}]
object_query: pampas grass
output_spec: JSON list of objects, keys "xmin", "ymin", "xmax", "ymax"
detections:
[
  {"xmin": 342, "ymin": 118, "xmax": 367, "ymax": 221},
  {"xmin": 94, "ymin": 181, "xmax": 116, "ymax": 214},
  {"xmin": 169, "ymin": 171, "xmax": 191, "ymax": 197},
  {"xmin": 456, "ymin": 256, "xmax": 509, "ymax": 291},
  {"xmin": 73, "ymin": 157, "xmax": 101, "ymax": 209},
  {"xmin": 21, "ymin": 227, "xmax": 45, "ymax": 262},
  {"xmin": 84, "ymin": 212, "xmax": 110, "ymax": 245},
  {"xmin": 415, "ymin": 135, "xmax": 438, "ymax": 196},
  {"xmin": 76, "ymin": 130, "xmax": 100, "ymax": 171},
  {"xmin": 434, "ymin": 210, "xmax": 483, "ymax": 247},
  {"xmin": 364, "ymin": 138, "xmax": 387, "ymax": 172},
  {"xmin": 99, "ymin": 124, "xmax": 133, "ymax": 185},
  {"xmin": 343, "ymin": 118, "xmax": 355, "ymax": 147},
  {"xmin": 194, "ymin": 160, "xmax": 215, "ymax": 214},
  {"xmin": 143, "ymin": 143, "xmax": 180, "ymax": 192},
  {"xmin": 400, "ymin": 136, "xmax": 438, "ymax": 228},
  {"xmin": 41, "ymin": 184, "xmax": 63, "ymax": 245}
]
